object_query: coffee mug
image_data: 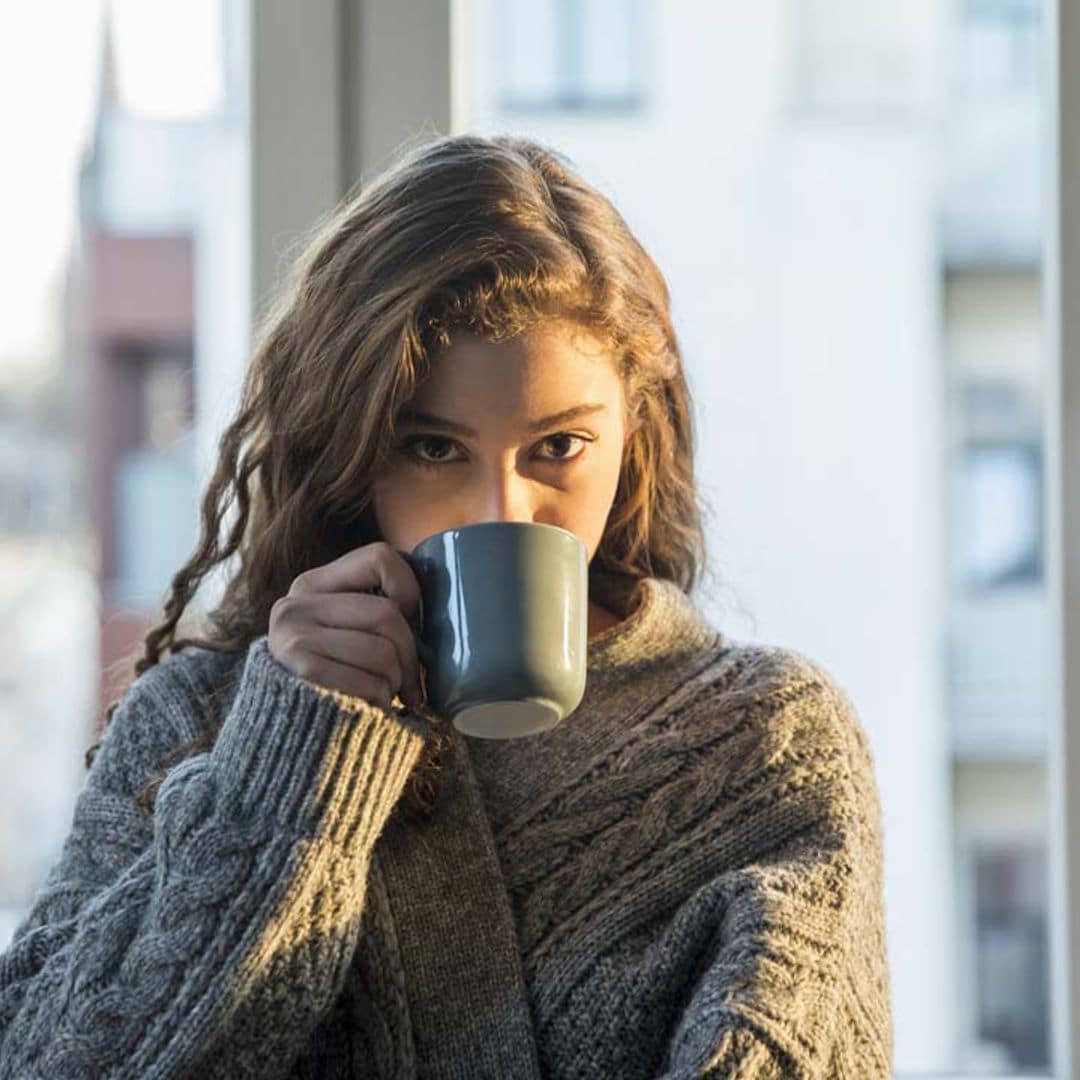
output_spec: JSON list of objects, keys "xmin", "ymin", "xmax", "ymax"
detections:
[{"xmin": 401, "ymin": 522, "xmax": 589, "ymax": 739}]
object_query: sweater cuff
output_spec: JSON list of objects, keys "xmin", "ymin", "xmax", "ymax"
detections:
[{"xmin": 208, "ymin": 635, "xmax": 429, "ymax": 845}]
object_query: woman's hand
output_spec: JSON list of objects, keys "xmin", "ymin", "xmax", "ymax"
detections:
[{"xmin": 268, "ymin": 541, "xmax": 425, "ymax": 712}]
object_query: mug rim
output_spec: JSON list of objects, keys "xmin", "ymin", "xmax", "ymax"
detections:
[{"xmin": 409, "ymin": 520, "xmax": 584, "ymax": 555}]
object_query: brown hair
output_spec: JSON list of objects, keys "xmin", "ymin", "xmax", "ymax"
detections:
[{"xmin": 87, "ymin": 131, "xmax": 713, "ymax": 823}]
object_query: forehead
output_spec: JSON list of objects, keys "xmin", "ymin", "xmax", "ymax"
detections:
[{"xmin": 413, "ymin": 323, "xmax": 620, "ymax": 406}]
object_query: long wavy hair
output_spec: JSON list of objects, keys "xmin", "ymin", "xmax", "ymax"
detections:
[{"xmin": 86, "ymin": 131, "xmax": 713, "ymax": 824}]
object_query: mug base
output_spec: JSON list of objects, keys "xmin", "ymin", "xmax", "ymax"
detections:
[{"xmin": 452, "ymin": 698, "xmax": 563, "ymax": 739}]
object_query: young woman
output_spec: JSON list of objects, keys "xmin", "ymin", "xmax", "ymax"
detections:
[{"xmin": 0, "ymin": 133, "xmax": 892, "ymax": 1078}]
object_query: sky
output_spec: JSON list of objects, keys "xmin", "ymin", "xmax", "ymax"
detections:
[{"xmin": 0, "ymin": 0, "xmax": 223, "ymax": 386}]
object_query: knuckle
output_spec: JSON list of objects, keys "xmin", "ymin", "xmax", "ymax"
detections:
[
  {"xmin": 367, "ymin": 540, "xmax": 393, "ymax": 562},
  {"xmin": 270, "ymin": 594, "xmax": 294, "ymax": 624},
  {"xmin": 291, "ymin": 569, "xmax": 316, "ymax": 593}
]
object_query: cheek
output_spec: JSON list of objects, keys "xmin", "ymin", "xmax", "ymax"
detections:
[
  {"xmin": 598, "ymin": 435, "xmax": 626, "ymax": 497},
  {"xmin": 572, "ymin": 448, "xmax": 624, "ymax": 545},
  {"xmin": 369, "ymin": 469, "xmax": 425, "ymax": 545}
]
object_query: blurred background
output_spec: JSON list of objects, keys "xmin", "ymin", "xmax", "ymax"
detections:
[{"xmin": 0, "ymin": 0, "xmax": 1053, "ymax": 1074}]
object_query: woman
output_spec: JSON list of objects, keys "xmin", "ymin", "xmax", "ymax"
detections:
[{"xmin": 0, "ymin": 133, "xmax": 892, "ymax": 1078}]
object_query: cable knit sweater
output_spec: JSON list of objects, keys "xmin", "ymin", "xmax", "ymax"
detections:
[{"xmin": 0, "ymin": 572, "xmax": 893, "ymax": 1078}]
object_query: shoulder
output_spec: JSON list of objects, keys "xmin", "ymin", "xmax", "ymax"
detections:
[
  {"xmin": 120, "ymin": 640, "xmax": 247, "ymax": 733},
  {"xmin": 90, "ymin": 641, "xmax": 248, "ymax": 798},
  {"xmin": 683, "ymin": 637, "xmax": 881, "ymax": 812},
  {"xmin": 690, "ymin": 636, "xmax": 857, "ymax": 717}
]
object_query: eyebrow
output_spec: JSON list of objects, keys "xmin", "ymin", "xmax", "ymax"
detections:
[{"xmin": 397, "ymin": 403, "xmax": 609, "ymax": 437}]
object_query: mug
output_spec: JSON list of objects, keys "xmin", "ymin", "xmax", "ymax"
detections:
[{"xmin": 402, "ymin": 521, "xmax": 589, "ymax": 739}]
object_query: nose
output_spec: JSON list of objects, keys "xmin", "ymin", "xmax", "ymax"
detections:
[{"xmin": 468, "ymin": 467, "xmax": 538, "ymax": 526}]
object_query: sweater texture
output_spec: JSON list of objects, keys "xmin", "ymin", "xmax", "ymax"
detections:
[{"xmin": 0, "ymin": 571, "xmax": 893, "ymax": 1078}]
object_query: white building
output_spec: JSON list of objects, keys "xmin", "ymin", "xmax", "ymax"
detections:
[{"xmin": 462, "ymin": 0, "xmax": 1046, "ymax": 1070}]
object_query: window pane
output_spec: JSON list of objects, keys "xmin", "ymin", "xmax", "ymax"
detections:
[
  {"xmin": 495, "ymin": 0, "xmax": 643, "ymax": 111},
  {"xmin": 960, "ymin": 441, "xmax": 1042, "ymax": 589},
  {"xmin": 578, "ymin": 0, "xmax": 641, "ymax": 102},
  {"xmin": 955, "ymin": 0, "xmax": 1041, "ymax": 98}
]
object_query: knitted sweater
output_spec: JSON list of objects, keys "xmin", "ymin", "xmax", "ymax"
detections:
[{"xmin": 0, "ymin": 572, "xmax": 893, "ymax": 1079}]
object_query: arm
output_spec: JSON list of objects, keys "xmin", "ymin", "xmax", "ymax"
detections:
[
  {"xmin": 660, "ymin": 670, "xmax": 893, "ymax": 1080},
  {"xmin": 0, "ymin": 635, "xmax": 428, "ymax": 1079}
]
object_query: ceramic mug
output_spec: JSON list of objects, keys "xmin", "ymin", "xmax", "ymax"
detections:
[{"xmin": 401, "ymin": 521, "xmax": 589, "ymax": 739}]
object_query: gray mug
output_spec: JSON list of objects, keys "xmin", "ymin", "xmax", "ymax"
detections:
[{"xmin": 402, "ymin": 522, "xmax": 588, "ymax": 739}]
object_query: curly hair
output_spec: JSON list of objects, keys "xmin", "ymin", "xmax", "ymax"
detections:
[{"xmin": 86, "ymin": 131, "xmax": 713, "ymax": 824}]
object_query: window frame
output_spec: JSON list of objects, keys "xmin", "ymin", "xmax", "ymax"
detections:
[
  {"xmin": 1044, "ymin": 0, "xmax": 1078, "ymax": 1075},
  {"xmin": 494, "ymin": 0, "xmax": 646, "ymax": 115}
]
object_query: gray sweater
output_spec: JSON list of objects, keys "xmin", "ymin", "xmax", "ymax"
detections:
[{"xmin": 0, "ymin": 573, "xmax": 893, "ymax": 1078}]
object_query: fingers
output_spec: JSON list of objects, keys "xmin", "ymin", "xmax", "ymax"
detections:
[
  {"xmin": 290, "ymin": 542, "xmax": 422, "ymax": 628},
  {"xmin": 300, "ymin": 593, "xmax": 423, "ymax": 706},
  {"xmin": 291, "ymin": 643, "xmax": 398, "ymax": 712}
]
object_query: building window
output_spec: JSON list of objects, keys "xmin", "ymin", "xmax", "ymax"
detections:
[
  {"xmin": 972, "ymin": 842, "xmax": 1049, "ymax": 1067},
  {"xmin": 959, "ymin": 440, "xmax": 1043, "ymax": 590},
  {"xmin": 954, "ymin": 378, "xmax": 1043, "ymax": 592},
  {"xmin": 113, "ymin": 435, "xmax": 199, "ymax": 610},
  {"xmin": 112, "ymin": 348, "xmax": 197, "ymax": 611},
  {"xmin": 954, "ymin": 0, "xmax": 1042, "ymax": 100},
  {"xmin": 496, "ymin": 0, "xmax": 646, "ymax": 114}
]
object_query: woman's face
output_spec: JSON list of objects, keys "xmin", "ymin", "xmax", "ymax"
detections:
[{"xmin": 371, "ymin": 321, "xmax": 631, "ymax": 561}]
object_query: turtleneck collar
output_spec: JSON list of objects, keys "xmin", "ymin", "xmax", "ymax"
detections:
[{"xmin": 585, "ymin": 570, "xmax": 723, "ymax": 675}]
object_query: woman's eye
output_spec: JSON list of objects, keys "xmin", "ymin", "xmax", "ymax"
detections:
[
  {"xmin": 405, "ymin": 436, "xmax": 459, "ymax": 468},
  {"xmin": 402, "ymin": 434, "xmax": 591, "ymax": 469},
  {"xmin": 540, "ymin": 433, "xmax": 589, "ymax": 461}
]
